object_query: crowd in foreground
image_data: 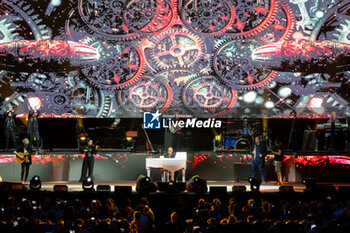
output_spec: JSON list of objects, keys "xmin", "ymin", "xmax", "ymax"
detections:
[{"xmin": 0, "ymin": 193, "xmax": 349, "ymax": 233}]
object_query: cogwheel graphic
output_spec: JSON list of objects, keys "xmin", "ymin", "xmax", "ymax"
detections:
[
  {"xmin": 193, "ymin": 81, "xmax": 225, "ymax": 109},
  {"xmin": 66, "ymin": 74, "xmax": 114, "ymax": 117},
  {"xmin": 181, "ymin": 0, "xmax": 236, "ymax": 36},
  {"xmin": 117, "ymin": 76, "xmax": 173, "ymax": 116},
  {"xmin": 213, "ymin": 39, "xmax": 277, "ymax": 90},
  {"xmin": 309, "ymin": 0, "xmax": 350, "ymax": 113},
  {"xmin": 150, "ymin": 29, "xmax": 205, "ymax": 69},
  {"xmin": 78, "ymin": 0, "xmax": 138, "ymax": 40},
  {"xmin": 0, "ymin": 17, "xmax": 20, "ymax": 43},
  {"xmin": 63, "ymin": 9, "xmax": 93, "ymax": 41},
  {"xmin": 223, "ymin": 0, "xmax": 278, "ymax": 39},
  {"xmin": 257, "ymin": 0, "xmax": 296, "ymax": 44},
  {"xmin": 124, "ymin": 0, "xmax": 177, "ymax": 35},
  {"xmin": 334, "ymin": 19, "xmax": 350, "ymax": 44},
  {"xmin": 80, "ymin": 39, "xmax": 146, "ymax": 90},
  {"xmin": 0, "ymin": 0, "xmax": 51, "ymax": 40},
  {"xmin": 182, "ymin": 76, "xmax": 237, "ymax": 117}
]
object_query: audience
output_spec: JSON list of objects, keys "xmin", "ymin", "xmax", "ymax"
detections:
[{"xmin": 0, "ymin": 194, "xmax": 349, "ymax": 232}]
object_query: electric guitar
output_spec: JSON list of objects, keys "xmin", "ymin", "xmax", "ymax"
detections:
[
  {"xmin": 14, "ymin": 151, "xmax": 30, "ymax": 163},
  {"xmin": 169, "ymin": 123, "xmax": 181, "ymax": 134}
]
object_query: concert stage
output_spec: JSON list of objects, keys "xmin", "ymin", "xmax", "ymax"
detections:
[{"xmin": 1, "ymin": 150, "xmax": 350, "ymax": 184}]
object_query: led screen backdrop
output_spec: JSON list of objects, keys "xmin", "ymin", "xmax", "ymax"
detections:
[{"xmin": 0, "ymin": 0, "xmax": 349, "ymax": 118}]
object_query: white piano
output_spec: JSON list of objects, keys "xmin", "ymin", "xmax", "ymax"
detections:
[{"xmin": 146, "ymin": 152, "xmax": 187, "ymax": 182}]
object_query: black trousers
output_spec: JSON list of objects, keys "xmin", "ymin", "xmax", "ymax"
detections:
[
  {"xmin": 21, "ymin": 163, "xmax": 30, "ymax": 182},
  {"xmin": 80, "ymin": 156, "xmax": 95, "ymax": 181},
  {"xmin": 28, "ymin": 129, "xmax": 40, "ymax": 149},
  {"xmin": 4, "ymin": 129, "xmax": 16, "ymax": 149}
]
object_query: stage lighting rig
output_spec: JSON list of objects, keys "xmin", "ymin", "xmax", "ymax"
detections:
[
  {"xmin": 82, "ymin": 177, "xmax": 94, "ymax": 191},
  {"xmin": 30, "ymin": 175, "xmax": 41, "ymax": 191},
  {"xmin": 248, "ymin": 177, "xmax": 261, "ymax": 192}
]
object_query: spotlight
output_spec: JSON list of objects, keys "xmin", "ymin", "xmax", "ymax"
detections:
[
  {"xmin": 82, "ymin": 177, "xmax": 94, "ymax": 191},
  {"xmin": 30, "ymin": 175, "xmax": 41, "ymax": 191},
  {"xmin": 248, "ymin": 177, "xmax": 261, "ymax": 192},
  {"xmin": 79, "ymin": 134, "xmax": 88, "ymax": 141},
  {"xmin": 215, "ymin": 135, "xmax": 221, "ymax": 141},
  {"xmin": 136, "ymin": 175, "xmax": 156, "ymax": 193},
  {"xmin": 186, "ymin": 175, "xmax": 207, "ymax": 193}
]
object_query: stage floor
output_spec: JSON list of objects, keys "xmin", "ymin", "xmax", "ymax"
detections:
[{"xmin": 19, "ymin": 180, "xmax": 350, "ymax": 193}]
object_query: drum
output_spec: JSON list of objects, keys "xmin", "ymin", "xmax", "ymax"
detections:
[
  {"xmin": 224, "ymin": 137, "xmax": 237, "ymax": 148},
  {"xmin": 235, "ymin": 138, "xmax": 251, "ymax": 150},
  {"xmin": 230, "ymin": 138, "xmax": 237, "ymax": 148},
  {"xmin": 224, "ymin": 137, "xmax": 231, "ymax": 148},
  {"xmin": 241, "ymin": 128, "xmax": 250, "ymax": 135}
]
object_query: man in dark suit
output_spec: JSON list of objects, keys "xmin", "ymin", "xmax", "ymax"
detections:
[
  {"xmin": 250, "ymin": 136, "xmax": 267, "ymax": 183},
  {"xmin": 27, "ymin": 111, "xmax": 40, "ymax": 150},
  {"xmin": 15, "ymin": 138, "xmax": 32, "ymax": 182},
  {"xmin": 4, "ymin": 107, "xmax": 16, "ymax": 149}
]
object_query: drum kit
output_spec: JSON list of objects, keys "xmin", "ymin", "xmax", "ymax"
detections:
[
  {"xmin": 218, "ymin": 121, "xmax": 269, "ymax": 151},
  {"xmin": 223, "ymin": 130, "xmax": 252, "ymax": 150}
]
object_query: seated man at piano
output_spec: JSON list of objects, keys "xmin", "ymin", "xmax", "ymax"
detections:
[
  {"xmin": 146, "ymin": 148, "xmax": 187, "ymax": 182},
  {"xmin": 163, "ymin": 147, "xmax": 175, "ymax": 158}
]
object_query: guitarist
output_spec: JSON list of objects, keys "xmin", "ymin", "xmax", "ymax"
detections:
[
  {"xmin": 79, "ymin": 139, "xmax": 98, "ymax": 182},
  {"xmin": 14, "ymin": 138, "xmax": 32, "ymax": 182}
]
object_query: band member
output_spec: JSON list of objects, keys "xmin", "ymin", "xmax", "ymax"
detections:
[
  {"xmin": 164, "ymin": 147, "xmax": 175, "ymax": 158},
  {"xmin": 250, "ymin": 136, "xmax": 267, "ymax": 183},
  {"xmin": 326, "ymin": 111, "xmax": 341, "ymax": 150},
  {"xmin": 271, "ymin": 139, "xmax": 285, "ymax": 185},
  {"xmin": 241, "ymin": 117, "xmax": 253, "ymax": 146},
  {"xmin": 241, "ymin": 117, "xmax": 252, "ymax": 136},
  {"xmin": 27, "ymin": 111, "xmax": 40, "ymax": 150},
  {"xmin": 79, "ymin": 139, "xmax": 98, "ymax": 182},
  {"xmin": 14, "ymin": 138, "xmax": 32, "ymax": 182},
  {"xmin": 4, "ymin": 107, "xmax": 16, "ymax": 149}
]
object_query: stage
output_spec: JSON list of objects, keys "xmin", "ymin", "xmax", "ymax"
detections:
[{"xmin": 1, "ymin": 150, "xmax": 350, "ymax": 185}]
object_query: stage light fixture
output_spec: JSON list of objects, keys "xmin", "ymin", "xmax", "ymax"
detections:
[
  {"xmin": 248, "ymin": 177, "xmax": 261, "ymax": 192},
  {"xmin": 126, "ymin": 137, "xmax": 133, "ymax": 141},
  {"xmin": 30, "ymin": 175, "xmax": 41, "ymax": 191},
  {"xmin": 136, "ymin": 176, "xmax": 156, "ymax": 193},
  {"xmin": 186, "ymin": 175, "xmax": 207, "ymax": 193},
  {"xmin": 79, "ymin": 134, "xmax": 88, "ymax": 141},
  {"xmin": 215, "ymin": 135, "xmax": 221, "ymax": 141},
  {"xmin": 82, "ymin": 177, "xmax": 94, "ymax": 191}
]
